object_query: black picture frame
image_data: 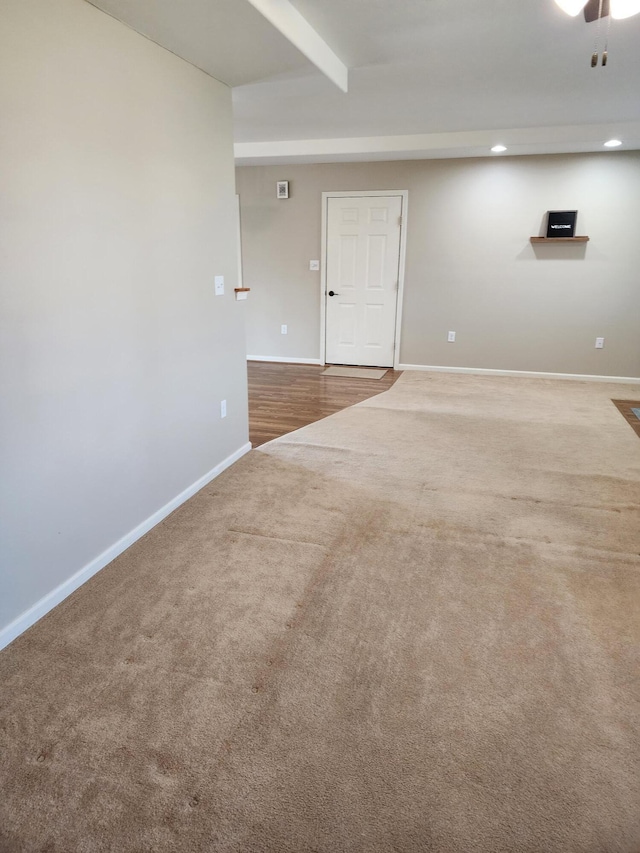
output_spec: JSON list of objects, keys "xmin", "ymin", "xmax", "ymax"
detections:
[{"xmin": 546, "ymin": 210, "xmax": 577, "ymax": 238}]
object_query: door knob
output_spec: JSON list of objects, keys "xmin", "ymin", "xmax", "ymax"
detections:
[{"xmin": 328, "ymin": 290, "xmax": 339, "ymax": 297}]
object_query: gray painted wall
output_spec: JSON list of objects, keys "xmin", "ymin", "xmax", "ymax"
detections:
[
  {"xmin": 236, "ymin": 154, "xmax": 640, "ymax": 377},
  {"xmin": 0, "ymin": 0, "xmax": 248, "ymax": 637}
]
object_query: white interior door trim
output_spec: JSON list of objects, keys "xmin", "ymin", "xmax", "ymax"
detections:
[
  {"xmin": 235, "ymin": 194, "xmax": 243, "ymax": 288},
  {"xmin": 320, "ymin": 190, "xmax": 408, "ymax": 369}
]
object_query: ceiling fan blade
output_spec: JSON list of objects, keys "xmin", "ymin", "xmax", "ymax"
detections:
[{"xmin": 583, "ymin": 0, "xmax": 610, "ymax": 20}]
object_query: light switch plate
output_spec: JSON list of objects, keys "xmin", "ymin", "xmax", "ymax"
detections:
[
  {"xmin": 447, "ymin": 331, "xmax": 456, "ymax": 342},
  {"xmin": 215, "ymin": 275, "xmax": 224, "ymax": 296},
  {"xmin": 595, "ymin": 337, "xmax": 604, "ymax": 349},
  {"xmin": 309, "ymin": 260, "xmax": 320, "ymax": 271}
]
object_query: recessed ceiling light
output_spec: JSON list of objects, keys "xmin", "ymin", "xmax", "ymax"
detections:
[
  {"xmin": 604, "ymin": 139, "xmax": 622, "ymax": 147},
  {"xmin": 491, "ymin": 145, "xmax": 507, "ymax": 153}
]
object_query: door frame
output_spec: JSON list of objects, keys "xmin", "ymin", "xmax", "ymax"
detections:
[{"xmin": 320, "ymin": 190, "xmax": 408, "ymax": 369}]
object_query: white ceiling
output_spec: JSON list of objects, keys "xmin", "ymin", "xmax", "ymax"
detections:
[
  {"xmin": 86, "ymin": 0, "xmax": 311, "ymax": 87},
  {"xmin": 87, "ymin": 0, "xmax": 640, "ymax": 163}
]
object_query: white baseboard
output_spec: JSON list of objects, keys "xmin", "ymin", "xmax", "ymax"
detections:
[
  {"xmin": 397, "ymin": 364, "xmax": 640, "ymax": 384},
  {"xmin": 247, "ymin": 355, "xmax": 323, "ymax": 365},
  {"xmin": 0, "ymin": 442, "xmax": 252, "ymax": 652}
]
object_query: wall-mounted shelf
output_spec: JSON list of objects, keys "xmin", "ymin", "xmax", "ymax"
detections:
[
  {"xmin": 234, "ymin": 287, "xmax": 250, "ymax": 301},
  {"xmin": 530, "ymin": 236, "xmax": 589, "ymax": 243}
]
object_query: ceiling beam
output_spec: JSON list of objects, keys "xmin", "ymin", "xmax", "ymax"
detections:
[
  {"xmin": 244, "ymin": 0, "xmax": 348, "ymax": 92},
  {"xmin": 234, "ymin": 122, "xmax": 640, "ymax": 164}
]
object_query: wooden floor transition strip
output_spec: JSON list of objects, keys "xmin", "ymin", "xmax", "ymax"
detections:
[{"xmin": 611, "ymin": 399, "xmax": 640, "ymax": 439}]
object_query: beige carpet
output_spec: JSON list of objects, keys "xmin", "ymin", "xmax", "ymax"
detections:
[
  {"xmin": 322, "ymin": 366, "xmax": 388, "ymax": 379},
  {"xmin": 1, "ymin": 371, "xmax": 640, "ymax": 852}
]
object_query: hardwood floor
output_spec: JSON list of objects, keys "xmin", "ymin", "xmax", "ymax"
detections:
[
  {"xmin": 612, "ymin": 399, "xmax": 640, "ymax": 439},
  {"xmin": 248, "ymin": 361, "xmax": 402, "ymax": 447}
]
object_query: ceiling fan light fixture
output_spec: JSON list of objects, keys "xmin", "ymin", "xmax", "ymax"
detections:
[
  {"xmin": 610, "ymin": 0, "xmax": 640, "ymax": 17},
  {"xmin": 554, "ymin": 0, "xmax": 589, "ymax": 15},
  {"xmin": 491, "ymin": 145, "xmax": 507, "ymax": 153},
  {"xmin": 604, "ymin": 138, "xmax": 622, "ymax": 146}
]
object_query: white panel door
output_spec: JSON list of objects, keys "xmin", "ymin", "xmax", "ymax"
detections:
[{"xmin": 325, "ymin": 196, "xmax": 402, "ymax": 367}]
